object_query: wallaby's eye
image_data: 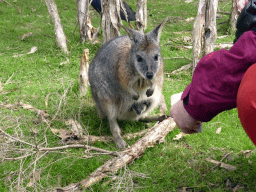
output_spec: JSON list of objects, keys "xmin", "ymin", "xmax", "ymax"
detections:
[
  {"xmin": 154, "ymin": 55, "xmax": 158, "ymax": 61},
  {"xmin": 137, "ymin": 55, "xmax": 143, "ymax": 62}
]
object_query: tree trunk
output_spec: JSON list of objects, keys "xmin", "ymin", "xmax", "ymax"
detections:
[
  {"xmin": 230, "ymin": 0, "xmax": 249, "ymax": 35},
  {"xmin": 136, "ymin": 0, "xmax": 147, "ymax": 32},
  {"xmin": 229, "ymin": 0, "xmax": 239, "ymax": 34},
  {"xmin": 102, "ymin": 0, "xmax": 122, "ymax": 44},
  {"xmin": 204, "ymin": 0, "xmax": 218, "ymax": 55},
  {"xmin": 192, "ymin": 0, "xmax": 218, "ymax": 69},
  {"xmin": 79, "ymin": 49, "xmax": 90, "ymax": 96},
  {"xmin": 192, "ymin": 0, "xmax": 206, "ymax": 70},
  {"xmin": 45, "ymin": 0, "xmax": 68, "ymax": 54},
  {"xmin": 77, "ymin": 0, "xmax": 96, "ymax": 42}
]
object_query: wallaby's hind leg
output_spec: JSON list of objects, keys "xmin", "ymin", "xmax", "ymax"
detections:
[
  {"xmin": 102, "ymin": 102, "xmax": 127, "ymax": 149},
  {"xmin": 108, "ymin": 117, "xmax": 127, "ymax": 150}
]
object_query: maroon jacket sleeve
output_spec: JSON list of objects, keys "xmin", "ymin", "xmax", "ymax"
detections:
[{"xmin": 181, "ymin": 31, "xmax": 256, "ymax": 122}]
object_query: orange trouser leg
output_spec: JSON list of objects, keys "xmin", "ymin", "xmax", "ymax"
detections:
[{"xmin": 237, "ymin": 63, "xmax": 256, "ymax": 146}]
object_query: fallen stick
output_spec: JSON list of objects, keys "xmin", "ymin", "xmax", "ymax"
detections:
[
  {"xmin": 57, "ymin": 117, "xmax": 176, "ymax": 191},
  {"xmin": 206, "ymin": 158, "xmax": 236, "ymax": 171}
]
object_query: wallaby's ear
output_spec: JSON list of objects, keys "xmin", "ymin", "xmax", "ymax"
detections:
[
  {"xmin": 147, "ymin": 17, "xmax": 169, "ymax": 42},
  {"xmin": 119, "ymin": 24, "xmax": 143, "ymax": 43}
]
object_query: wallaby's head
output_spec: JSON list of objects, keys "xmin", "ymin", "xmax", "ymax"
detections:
[{"xmin": 121, "ymin": 18, "xmax": 168, "ymax": 80}]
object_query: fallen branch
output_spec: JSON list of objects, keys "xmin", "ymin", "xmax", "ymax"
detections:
[
  {"xmin": 0, "ymin": 126, "xmax": 118, "ymax": 160},
  {"xmin": 1, "ymin": 102, "xmax": 162, "ymax": 145},
  {"xmin": 206, "ymin": 158, "xmax": 236, "ymax": 171},
  {"xmin": 52, "ymin": 81, "xmax": 73, "ymax": 121},
  {"xmin": 2, "ymin": 0, "xmax": 22, "ymax": 13},
  {"xmin": 58, "ymin": 118, "xmax": 176, "ymax": 191},
  {"xmin": 170, "ymin": 63, "xmax": 192, "ymax": 74},
  {"xmin": 39, "ymin": 144, "xmax": 117, "ymax": 156},
  {"xmin": 181, "ymin": 42, "xmax": 233, "ymax": 50},
  {"xmin": 164, "ymin": 56, "xmax": 192, "ymax": 61}
]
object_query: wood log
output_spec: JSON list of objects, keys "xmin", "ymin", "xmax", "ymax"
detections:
[
  {"xmin": 57, "ymin": 118, "xmax": 176, "ymax": 191},
  {"xmin": 136, "ymin": 0, "xmax": 147, "ymax": 32},
  {"xmin": 79, "ymin": 49, "xmax": 90, "ymax": 96},
  {"xmin": 45, "ymin": 0, "xmax": 68, "ymax": 54}
]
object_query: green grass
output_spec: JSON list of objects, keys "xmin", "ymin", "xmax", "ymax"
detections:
[{"xmin": 0, "ymin": 0, "xmax": 255, "ymax": 191}]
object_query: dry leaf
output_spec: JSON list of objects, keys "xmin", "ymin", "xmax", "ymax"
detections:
[
  {"xmin": 12, "ymin": 54, "xmax": 24, "ymax": 57},
  {"xmin": 60, "ymin": 57, "xmax": 70, "ymax": 65},
  {"xmin": 21, "ymin": 103, "xmax": 34, "ymax": 110},
  {"xmin": 173, "ymin": 133, "xmax": 186, "ymax": 140},
  {"xmin": 21, "ymin": 32, "xmax": 33, "ymax": 40},
  {"xmin": 216, "ymin": 127, "xmax": 222, "ymax": 134},
  {"xmin": 0, "ymin": 81, "xmax": 2, "ymax": 93},
  {"xmin": 243, "ymin": 150, "xmax": 252, "ymax": 158},
  {"xmin": 233, "ymin": 185, "xmax": 244, "ymax": 192},
  {"xmin": 248, "ymin": 160, "xmax": 253, "ymax": 165},
  {"xmin": 27, "ymin": 171, "xmax": 40, "ymax": 187},
  {"xmin": 65, "ymin": 119, "xmax": 83, "ymax": 139},
  {"xmin": 185, "ymin": 17, "xmax": 194, "ymax": 22},
  {"xmin": 182, "ymin": 36, "xmax": 191, "ymax": 42},
  {"xmin": 206, "ymin": 158, "xmax": 237, "ymax": 171},
  {"xmin": 45, "ymin": 94, "xmax": 49, "ymax": 108},
  {"xmin": 27, "ymin": 46, "xmax": 37, "ymax": 54}
]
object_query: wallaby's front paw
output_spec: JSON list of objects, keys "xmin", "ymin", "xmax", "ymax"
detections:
[
  {"xmin": 146, "ymin": 89, "xmax": 154, "ymax": 97},
  {"xmin": 132, "ymin": 94, "xmax": 139, "ymax": 100},
  {"xmin": 115, "ymin": 137, "xmax": 127, "ymax": 150}
]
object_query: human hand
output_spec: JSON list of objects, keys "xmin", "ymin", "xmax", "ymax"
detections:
[{"xmin": 170, "ymin": 99, "xmax": 202, "ymax": 134}]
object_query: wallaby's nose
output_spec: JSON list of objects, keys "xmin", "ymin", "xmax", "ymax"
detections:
[{"xmin": 146, "ymin": 72, "xmax": 154, "ymax": 79}]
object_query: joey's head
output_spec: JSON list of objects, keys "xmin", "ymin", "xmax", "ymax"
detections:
[{"xmin": 121, "ymin": 18, "xmax": 168, "ymax": 80}]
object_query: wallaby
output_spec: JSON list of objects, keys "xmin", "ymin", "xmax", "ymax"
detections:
[{"xmin": 89, "ymin": 18, "xmax": 168, "ymax": 149}]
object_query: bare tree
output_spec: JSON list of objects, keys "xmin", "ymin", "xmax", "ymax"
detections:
[
  {"xmin": 192, "ymin": 0, "xmax": 218, "ymax": 69},
  {"xmin": 77, "ymin": 0, "xmax": 98, "ymax": 42},
  {"xmin": 204, "ymin": 0, "xmax": 218, "ymax": 54},
  {"xmin": 136, "ymin": 0, "xmax": 147, "ymax": 32},
  {"xmin": 45, "ymin": 0, "xmax": 68, "ymax": 54},
  {"xmin": 229, "ymin": 0, "xmax": 248, "ymax": 34},
  {"xmin": 101, "ymin": 0, "xmax": 122, "ymax": 44}
]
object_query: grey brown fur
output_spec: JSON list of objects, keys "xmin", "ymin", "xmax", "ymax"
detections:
[{"xmin": 89, "ymin": 18, "xmax": 168, "ymax": 149}]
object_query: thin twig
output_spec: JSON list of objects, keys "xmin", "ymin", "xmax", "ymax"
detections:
[
  {"xmin": 217, "ymin": 11, "xmax": 230, "ymax": 15},
  {"xmin": 52, "ymin": 81, "xmax": 73, "ymax": 121},
  {"xmin": 0, "ymin": 127, "xmax": 36, "ymax": 148},
  {"xmin": 164, "ymin": 56, "xmax": 192, "ymax": 61},
  {"xmin": 2, "ymin": 152, "xmax": 36, "ymax": 160},
  {"xmin": 22, "ymin": 151, "xmax": 48, "ymax": 175},
  {"xmin": 2, "ymin": 0, "xmax": 22, "ymax": 13},
  {"xmin": 39, "ymin": 144, "xmax": 118, "ymax": 156},
  {"xmin": 4, "ymin": 72, "xmax": 14, "ymax": 85},
  {"xmin": 17, "ymin": 159, "xmax": 24, "ymax": 191}
]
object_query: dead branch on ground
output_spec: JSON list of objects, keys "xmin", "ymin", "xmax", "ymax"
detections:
[
  {"xmin": 0, "ymin": 126, "xmax": 117, "ymax": 160},
  {"xmin": 206, "ymin": 157, "xmax": 237, "ymax": 171},
  {"xmin": 58, "ymin": 118, "xmax": 176, "ymax": 191},
  {"xmin": 2, "ymin": 0, "xmax": 22, "ymax": 13}
]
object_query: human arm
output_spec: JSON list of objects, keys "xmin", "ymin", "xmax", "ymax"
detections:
[{"xmin": 182, "ymin": 30, "xmax": 256, "ymax": 122}]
